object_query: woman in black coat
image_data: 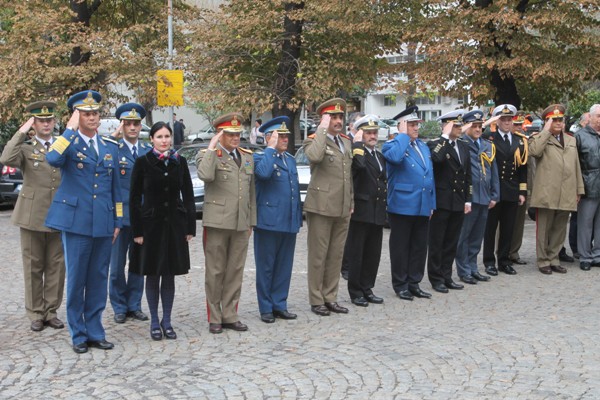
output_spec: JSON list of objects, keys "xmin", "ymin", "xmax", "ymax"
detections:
[{"xmin": 130, "ymin": 122, "xmax": 195, "ymax": 340}]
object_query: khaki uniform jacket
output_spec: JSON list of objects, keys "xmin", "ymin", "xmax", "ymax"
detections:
[
  {"xmin": 529, "ymin": 130, "xmax": 584, "ymax": 211},
  {"xmin": 197, "ymin": 145, "xmax": 257, "ymax": 231},
  {"xmin": 0, "ymin": 131, "xmax": 61, "ymax": 231},
  {"xmin": 302, "ymin": 128, "xmax": 353, "ymax": 217}
]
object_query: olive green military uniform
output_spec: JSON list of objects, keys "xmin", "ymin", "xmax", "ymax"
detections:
[
  {"xmin": 197, "ymin": 144, "xmax": 256, "ymax": 324},
  {"xmin": 303, "ymin": 126, "xmax": 353, "ymax": 306},
  {"xmin": 0, "ymin": 130, "xmax": 64, "ymax": 322}
]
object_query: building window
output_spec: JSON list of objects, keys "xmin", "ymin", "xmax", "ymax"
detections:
[
  {"xmin": 457, "ymin": 95, "xmax": 469, "ymax": 105},
  {"xmin": 415, "ymin": 94, "xmax": 436, "ymax": 105},
  {"xmin": 417, "ymin": 110, "xmax": 442, "ymax": 121},
  {"xmin": 384, "ymin": 95, "xmax": 397, "ymax": 106}
]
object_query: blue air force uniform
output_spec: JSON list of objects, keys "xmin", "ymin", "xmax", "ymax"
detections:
[
  {"xmin": 109, "ymin": 103, "xmax": 151, "ymax": 320},
  {"xmin": 253, "ymin": 117, "xmax": 302, "ymax": 317},
  {"xmin": 45, "ymin": 90, "xmax": 123, "ymax": 347}
]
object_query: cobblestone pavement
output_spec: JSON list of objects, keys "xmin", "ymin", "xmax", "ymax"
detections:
[{"xmin": 1, "ymin": 207, "xmax": 600, "ymax": 399}]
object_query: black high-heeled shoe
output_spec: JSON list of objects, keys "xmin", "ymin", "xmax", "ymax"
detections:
[
  {"xmin": 150, "ymin": 327, "xmax": 163, "ymax": 341},
  {"xmin": 160, "ymin": 322, "xmax": 177, "ymax": 340}
]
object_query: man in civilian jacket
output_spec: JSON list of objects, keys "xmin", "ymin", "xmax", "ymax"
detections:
[{"xmin": 343, "ymin": 115, "xmax": 387, "ymax": 307}]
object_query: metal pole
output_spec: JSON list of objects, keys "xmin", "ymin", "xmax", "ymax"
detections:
[{"xmin": 168, "ymin": 0, "xmax": 174, "ymax": 130}]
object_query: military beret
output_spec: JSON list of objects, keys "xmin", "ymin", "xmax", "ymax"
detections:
[
  {"xmin": 541, "ymin": 104, "xmax": 565, "ymax": 120},
  {"xmin": 67, "ymin": 90, "xmax": 102, "ymax": 112},
  {"xmin": 492, "ymin": 104, "xmax": 517, "ymax": 117},
  {"xmin": 116, "ymin": 102, "xmax": 146, "ymax": 120},
  {"xmin": 259, "ymin": 116, "xmax": 291, "ymax": 135},
  {"xmin": 26, "ymin": 101, "xmax": 56, "ymax": 119},
  {"xmin": 316, "ymin": 98, "xmax": 346, "ymax": 115},
  {"xmin": 213, "ymin": 112, "xmax": 244, "ymax": 132}
]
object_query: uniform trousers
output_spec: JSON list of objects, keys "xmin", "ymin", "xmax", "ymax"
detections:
[
  {"xmin": 483, "ymin": 200, "xmax": 518, "ymax": 267},
  {"xmin": 344, "ymin": 220, "xmax": 383, "ymax": 300},
  {"xmin": 427, "ymin": 209, "xmax": 464, "ymax": 286},
  {"xmin": 62, "ymin": 232, "xmax": 112, "ymax": 345},
  {"xmin": 388, "ymin": 213, "xmax": 428, "ymax": 293},
  {"xmin": 536, "ymin": 208, "xmax": 570, "ymax": 268},
  {"xmin": 456, "ymin": 204, "xmax": 489, "ymax": 277},
  {"xmin": 203, "ymin": 227, "xmax": 249, "ymax": 324},
  {"xmin": 306, "ymin": 212, "xmax": 350, "ymax": 305},
  {"xmin": 253, "ymin": 228, "xmax": 296, "ymax": 314},
  {"xmin": 20, "ymin": 228, "xmax": 65, "ymax": 321},
  {"xmin": 509, "ymin": 201, "xmax": 527, "ymax": 261},
  {"xmin": 577, "ymin": 197, "xmax": 600, "ymax": 263},
  {"xmin": 109, "ymin": 226, "xmax": 145, "ymax": 315}
]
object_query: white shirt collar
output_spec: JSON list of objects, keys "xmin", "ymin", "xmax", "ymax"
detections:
[
  {"xmin": 35, "ymin": 136, "xmax": 52, "ymax": 146},
  {"xmin": 78, "ymin": 131, "xmax": 98, "ymax": 147},
  {"xmin": 123, "ymin": 139, "xmax": 139, "ymax": 153}
]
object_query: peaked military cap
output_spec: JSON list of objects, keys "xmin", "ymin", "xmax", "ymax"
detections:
[
  {"xmin": 67, "ymin": 90, "xmax": 102, "ymax": 112},
  {"xmin": 462, "ymin": 110, "xmax": 484, "ymax": 124},
  {"xmin": 492, "ymin": 104, "xmax": 517, "ymax": 117},
  {"xmin": 316, "ymin": 98, "xmax": 346, "ymax": 115},
  {"xmin": 437, "ymin": 109, "xmax": 465, "ymax": 125},
  {"xmin": 115, "ymin": 103, "xmax": 146, "ymax": 121},
  {"xmin": 393, "ymin": 106, "xmax": 422, "ymax": 122},
  {"xmin": 26, "ymin": 101, "xmax": 56, "ymax": 119},
  {"xmin": 213, "ymin": 112, "xmax": 244, "ymax": 133},
  {"xmin": 259, "ymin": 116, "xmax": 291, "ymax": 135},
  {"xmin": 541, "ymin": 104, "xmax": 565, "ymax": 120},
  {"xmin": 354, "ymin": 114, "xmax": 380, "ymax": 131}
]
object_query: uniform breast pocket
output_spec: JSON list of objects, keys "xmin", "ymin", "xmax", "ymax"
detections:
[
  {"xmin": 258, "ymin": 200, "xmax": 279, "ymax": 227},
  {"xmin": 48, "ymin": 195, "xmax": 78, "ymax": 229}
]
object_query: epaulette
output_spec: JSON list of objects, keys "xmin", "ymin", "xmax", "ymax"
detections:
[
  {"xmin": 339, "ymin": 133, "xmax": 350, "ymax": 140},
  {"xmin": 239, "ymin": 147, "xmax": 253, "ymax": 154},
  {"xmin": 513, "ymin": 131, "xmax": 528, "ymax": 140},
  {"xmin": 457, "ymin": 138, "xmax": 469, "ymax": 143},
  {"xmin": 101, "ymin": 136, "xmax": 119, "ymax": 145}
]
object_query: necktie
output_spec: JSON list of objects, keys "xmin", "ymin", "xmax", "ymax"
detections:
[
  {"xmin": 503, "ymin": 134, "xmax": 509, "ymax": 144},
  {"xmin": 334, "ymin": 136, "xmax": 341, "ymax": 149},
  {"xmin": 372, "ymin": 150, "xmax": 382, "ymax": 171},
  {"xmin": 475, "ymin": 140, "xmax": 480, "ymax": 151},
  {"xmin": 279, "ymin": 153, "xmax": 287, "ymax": 167},
  {"xmin": 45, "ymin": 142, "xmax": 51, "ymax": 151},
  {"xmin": 132, "ymin": 145, "xmax": 137, "ymax": 159},
  {"xmin": 451, "ymin": 141, "xmax": 461, "ymax": 164},
  {"xmin": 411, "ymin": 141, "xmax": 425, "ymax": 164},
  {"xmin": 231, "ymin": 151, "xmax": 241, "ymax": 168},
  {"xmin": 89, "ymin": 139, "xmax": 98, "ymax": 158}
]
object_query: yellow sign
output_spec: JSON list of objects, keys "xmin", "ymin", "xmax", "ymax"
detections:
[{"xmin": 157, "ymin": 70, "xmax": 184, "ymax": 106}]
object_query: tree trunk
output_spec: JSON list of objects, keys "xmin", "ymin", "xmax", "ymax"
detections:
[
  {"xmin": 491, "ymin": 71, "xmax": 521, "ymax": 109},
  {"xmin": 271, "ymin": 2, "xmax": 304, "ymax": 154}
]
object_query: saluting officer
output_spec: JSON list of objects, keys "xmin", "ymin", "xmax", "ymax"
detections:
[
  {"xmin": 343, "ymin": 115, "xmax": 387, "ymax": 307},
  {"xmin": 45, "ymin": 90, "xmax": 123, "ymax": 354},
  {"xmin": 197, "ymin": 112, "xmax": 256, "ymax": 334},
  {"xmin": 253, "ymin": 117, "xmax": 302, "ymax": 323},
  {"xmin": 303, "ymin": 98, "xmax": 353, "ymax": 317},
  {"xmin": 108, "ymin": 103, "xmax": 151, "ymax": 324},
  {"xmin": 427, "ymin": 110, "xmax": 472, "ymax": 294},
  {"xmin": 455, "ymin": 110, "xmax": 499, "ymax": 284},
  {"xmin": 482, "ymin": 104, "xmax": 528, "ymax": 276},
  {"xmin": 0, "ymin": 101, "xmax": 65, "ymax": 332}
]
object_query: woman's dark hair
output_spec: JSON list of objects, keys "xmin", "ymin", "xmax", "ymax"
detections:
[{"xmin": 150, "ymin": 121, "xmax": 172, "ymax": 138}]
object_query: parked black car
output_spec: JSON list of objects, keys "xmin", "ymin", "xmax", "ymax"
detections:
[{"xmin": 0, "ymin": 144, "xmax": 23, "ymax": 205}]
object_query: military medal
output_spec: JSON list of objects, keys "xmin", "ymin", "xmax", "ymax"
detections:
[
  {"xmin": 33, "ymin": 162, "xmax": 39, "ymax": 167},
  {"xmin": 77, "ymin": 163, "xmax": 83, "ymax": 169},
  {"xmin": 244, "ymin": 160, "xmax": 252, "ymax": 174},
  {"xmin": 121, "ymin": 169, "xmax": 126, "ymax": 175}
]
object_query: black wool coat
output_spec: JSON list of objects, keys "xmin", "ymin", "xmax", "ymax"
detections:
[{"xmin": 129, "ymin": 151, "xmax": 196, "ymax": 276}]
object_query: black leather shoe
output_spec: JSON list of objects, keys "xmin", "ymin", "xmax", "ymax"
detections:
[
  {"xmin": 341, "ymin": 271, "xmax": 349, "ymax": 280},
  {"xmin": 498, "ymin": 265, "xmax": 517, "ymax": 275},
  {"xmin": 397, "ymin": 290, "xmax": 414, "ymax": 301},
  {"xmin": 260, "ymin": 313, "xmax": 276, "ymax": 323},
  {"xmin": 273, "ymin": 310, "xmax": 297, "ymax": 319},
  {"xmin": 45, "ymin": 317, "xmax": 65, "ymax": 329},
  {"xmin": 311, "ymin": 305, "xmax": 330, "ymax": 316},
  {"xmin": 127, "ymin": 310, "xmax": 149, "ymax": 321},
  {"xmin": 31, "ymin": 319, "xmax": 44, "ymax": 332},
  {"xmin": 432, "ymin": 284, "xmax": 449, "ymax": 293},
  {"xmin": 410, "ymin": 287, "xmax": 432, "ymax": 298},
  {"xmin": 114, "ymin": 313, "xmax": 127, "ymax": 324},
  {"xmin": 365, "ymin": 294, "xmax": 384, "ymax": 304},
  {"xmin": 209, "ymin": 323, "xmax": 223, "ymax": 334},
  {"xmin": 87, "ymin": 339, "xmax": 114, "ymax": 350},
  {"xmin": 550, "ymin": 265, "xmax": 567, "ymax": 274},
  {"xmin": 161, "ymin": 323, "xmax": 177, "ymax": 339},
  {"xmin": 222, "ymin": 321, "xmax": 248, "ymax": 331},
  {"xmin": 581, "ymin": 261, "xmax": 591, "ymax": 271},
  {"xmin": 72, "ymin": 342, "xmax": 88, "ymax": 354},
  {"xmin": 460, "ymin": 275, "xmax": 477, "ymax": 285},
  {"xmin": 559, "ymin": 252, "xmax": 574, "ymax": 263},
  {"xmin": 445, "ymin": 280, "xmax": 464, "ymax": 290},
  {"xmin": 150, "ymin": 328, "xmax": 163, "ymax": 340},
  {"xmin": 325, "ymin": 302, "xmax": 349, "ymax": 313},
  {"xmin": 511, "ymin": 258, "xmax": 527, "ymax": 265},
  {"xmin": 472, "ymin": 271, "xmax": 490, "ymax": 281},
  {"xmin": 485, "ymin": 265, "xmax": 498, "ymax": 276},
  {"xmin": 351, "ymin": 297, "xmax": 369, "ymax": 307}
]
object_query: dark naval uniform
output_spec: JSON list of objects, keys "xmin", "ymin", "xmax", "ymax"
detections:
[
  {"xmin": 253, "ymin": 118, "xmax": 302, "ymax": 318},
  {"xmin": 45, "ymin": 90, "xmax": 123, "ymax": 348},
  {"xmin": 427, "ymin": 133, "xmax": 472, "ymax": 289}
]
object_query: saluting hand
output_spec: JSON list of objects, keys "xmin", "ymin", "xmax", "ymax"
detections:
[
  {"xmin": 398, "ymin": 119, "xmax": 407, "ymax": 135},
  {"xmin": 19, "ymin": 117, "xmax": 35, "ymax": 135},
  {"xmin": 111, "ymin": 121, "xmax": 124, "ymax": 139},
  {"xmin": 483, "ymin": 115, "xmax": 500, "ymax": 128},
  {"xmin": 66, "ymin": 110, "xmax": 80, "ymax": 131},
  {"xmin": 319, "ymin": 114, "xmax": 331, "ymax": 131},
  {"xmin": 461, "ymin": 122, "xmax": 472, "ymax": 134},
  {"xmin": 354, "ymin": 129, "xmax": 363, "ymax": 143},
  {"xmin": 442, "ymin": 121, "xmax": 454, "ymax": 137},
  {"xmin": 543, "ymin": 118, "xmax": 553, "ymax": 133},
  {"xmin": 267, "ymin": 130, "xmax": 279, "ymax": 148},
  {"xmin": 208, "ymin": 130, "xmax": 224, "ymax": 150}
]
